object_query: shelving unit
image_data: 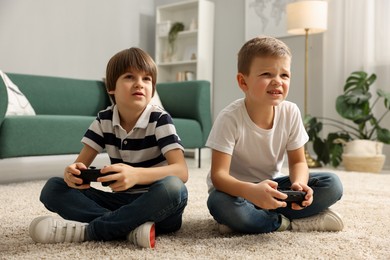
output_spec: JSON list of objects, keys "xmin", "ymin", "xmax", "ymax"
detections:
[{"xmin": 155, "ymin": 0, "xmax": 214, "ymax": 83}]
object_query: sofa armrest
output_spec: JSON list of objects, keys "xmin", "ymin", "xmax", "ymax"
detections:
[
  {"xmin": 0, "ymin": 76, "xmax": 8, "ymax": 127},
  {"xmin": 156, "ymin": 80, "xmax": 212, "ymax": 145}
]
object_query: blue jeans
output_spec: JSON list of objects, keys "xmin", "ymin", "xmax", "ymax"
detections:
[
  {"xmin": 207, "ymin": 172, "xmax": 343, "ymax": 234},
  {"xmin": 40, "ymin": 176, "xmax": 188, "ymax": 241}
]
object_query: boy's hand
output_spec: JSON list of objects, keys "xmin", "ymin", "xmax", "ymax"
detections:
[
  {"xmin": 98, "ymin": 163, "xmax": 139, "ymax": 192},
  {"xmin": 290, "ymin": 182, "xmax": 313, "ymax": 210},
  {"xmin": 246, "ymin": 180, "xmax": 288, "ymax": 209},
  {"xmin": 64, "ymin": 163, "xmax": 90, "ymax": 189}
]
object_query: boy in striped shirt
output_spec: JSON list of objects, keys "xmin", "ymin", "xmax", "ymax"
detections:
[{"xmin": 29, "ymin": 48, "xmax": 188, "ymax": 249}]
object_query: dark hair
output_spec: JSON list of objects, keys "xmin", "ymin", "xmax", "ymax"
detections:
[
  {"xmin": 105, "ymin": 47, "xmax": 157, "ymax": 104},
  {"xmin": 237, "ymin": 36, "xmax": 292, "ymax": 75}
]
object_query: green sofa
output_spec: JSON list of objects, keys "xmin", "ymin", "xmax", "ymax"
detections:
[{"xmin": 0, "ymin": 73, "xmax": 211, "ymax": 183}]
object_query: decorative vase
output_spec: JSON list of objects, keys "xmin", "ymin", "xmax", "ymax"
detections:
[{"xmin": 342, "ymin": 140, "xmax": 386, "ymax": 173}]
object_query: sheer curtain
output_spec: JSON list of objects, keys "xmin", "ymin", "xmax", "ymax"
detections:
[{"xmin": 323, "ymin": 0, "xmax": 390, "ymax": 167}]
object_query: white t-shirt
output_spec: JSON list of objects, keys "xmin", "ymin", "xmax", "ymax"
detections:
[{"xmin": 206, "ymin": 98, "xmax": 308, "ymax": 191}]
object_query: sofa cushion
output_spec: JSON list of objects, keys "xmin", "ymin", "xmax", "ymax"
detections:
[
  {"xmin": 0, "ymin": 115, "xmax": 95, "ymax": 159},
  {"xmin": 0, "ymin": 71, "xmax": 36, "ymax": 116},
  {"xmin": 172, "ymin": 118, "xmax": 202, "ymax": 148},
  {"xmin": 150, "ymin": 91, "xmax": 164, "ymax": 109}
]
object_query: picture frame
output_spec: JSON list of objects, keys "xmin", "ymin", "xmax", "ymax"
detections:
[{"xmin": 245, "ymin": 0, "xmax": 295, "ymax": 40}]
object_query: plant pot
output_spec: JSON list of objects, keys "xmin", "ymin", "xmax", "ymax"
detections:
[
  {"xmin": 342, "ymin": 140, "xmax": 386, "ymax": 173},
  {"xmin": 342, "ymin": 154, "xmax": 385, "ymax": 173}
]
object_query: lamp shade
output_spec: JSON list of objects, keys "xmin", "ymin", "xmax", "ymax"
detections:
[{"xmin": 286, "ymin": 1, "xmax": 328, "ymax": 35}]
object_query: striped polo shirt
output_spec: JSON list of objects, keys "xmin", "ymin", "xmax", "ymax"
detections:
[{"xmin": 82, "ymin": 104, "xmax": 184, "ymax": 167}]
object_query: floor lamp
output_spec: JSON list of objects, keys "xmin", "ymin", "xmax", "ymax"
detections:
[{"xmin": 286, "ymin": 0, "xmax": 328, "ymax": 168}]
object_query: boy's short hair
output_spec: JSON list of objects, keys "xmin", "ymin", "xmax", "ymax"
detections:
[
  {"xmin": 237, "ymin": 36, "xmax": 292, "ymax": 75},
  {"xmin": 105, "ymin": 47, "xmax": 157, "ymax": 104}
]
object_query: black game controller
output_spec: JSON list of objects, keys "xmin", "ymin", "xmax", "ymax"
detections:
[
  {"xmin": 77, "ymin": 168, "xmax": 116, "ymax": 186},
  {"xmin": 278, "ymin": 189, "xmax": 306, "ymax": 207}
]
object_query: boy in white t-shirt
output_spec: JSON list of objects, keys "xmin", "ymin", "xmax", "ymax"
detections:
[{"xmin": 206, "ymin": 36, "xmax": 344, "ymax": 234}]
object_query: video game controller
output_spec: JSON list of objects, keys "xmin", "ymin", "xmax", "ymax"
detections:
[
  {"xmin": 77, "ymin": 168, "xmax": 116, "ymax": 186},
  {"xmin": 278, "ymin": 189, "xmax": 307, "ymax": 207}
]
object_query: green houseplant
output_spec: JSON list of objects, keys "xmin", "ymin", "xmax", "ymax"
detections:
[
  {"xmin": 306, "ymin": 71, "xmax": 390, "ymax": 168},
  {"xmin": 168, "ymin": 22, "xmax": 185, "ymax": 57}
]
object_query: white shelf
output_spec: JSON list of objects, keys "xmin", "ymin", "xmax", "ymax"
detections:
[
  {"xmin": 155, "ymin": 0, "xmax": 214, "ymax": 84},
  {"xmin": 158, "ymin": 30, "xmax": 198, "ymax": 39},
  {"xmin": 158, "ymin": 60, "xmax": 197, "ymax": 66}
]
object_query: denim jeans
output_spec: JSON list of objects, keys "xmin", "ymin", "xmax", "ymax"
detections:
[
  {"xmin": 40, "ymin": 176, "xmax": 188, "ymax": 241},
  {"xmin": 207, "ymin": 172, "xmax": 343, "ymax": 234}
]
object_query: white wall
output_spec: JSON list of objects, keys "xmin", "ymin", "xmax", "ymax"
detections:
[{"xmin": 0, "ymin": 0, "xmax": 155, "ymax": 79}]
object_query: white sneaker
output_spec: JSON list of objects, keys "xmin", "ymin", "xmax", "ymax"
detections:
[
  {"xmin": 29, "ymin": 216, "xmax": 88, "ymax": 243},
  {"xmin": 127, "ymin": 222, "xmax": 155, "ymax": 248},
  {"xmin": 291, "ymin": 209, "xmax": 344, "ymax": 232},
  {"xmin": 277, "ymin": 215, "xmax": 291, "ymax": 231}
]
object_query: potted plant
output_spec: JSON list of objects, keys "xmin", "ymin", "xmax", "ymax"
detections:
[
  {"xmin": 306, "ymin": 71, "xmax": 390, "ymax": 172},
  {"xmin": 167, "ymin": 22, "xmax": 185, "ymax": 58}
]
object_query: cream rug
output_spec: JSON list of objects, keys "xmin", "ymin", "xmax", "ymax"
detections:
[{"xmin": 1, "ymin": 161, "xmax": 390, "ymax": 260}]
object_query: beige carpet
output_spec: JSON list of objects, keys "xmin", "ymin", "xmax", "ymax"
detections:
[{"xmin": 1, "ymin": 162, "xmax": 390, "ymax": 260}]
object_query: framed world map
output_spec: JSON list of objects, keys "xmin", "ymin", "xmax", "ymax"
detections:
[{"xmin": 245, "ymin": 0, "xmax": 295, "ymax": 40}]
